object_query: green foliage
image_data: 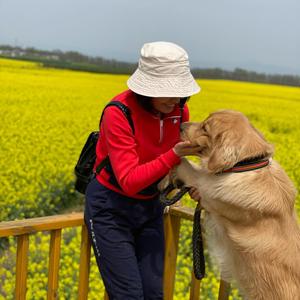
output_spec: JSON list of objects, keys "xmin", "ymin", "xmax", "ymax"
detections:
[{"xmin": 0, "ymin": 58, "xmax": 299, "ymax": 298}]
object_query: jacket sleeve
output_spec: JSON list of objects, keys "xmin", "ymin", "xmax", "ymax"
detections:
[{"xmin": 101, "ymin": 106, "xmax": 181, "ymax": 196}]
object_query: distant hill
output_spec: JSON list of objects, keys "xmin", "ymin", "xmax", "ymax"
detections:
[{"xmin": 1, "ymin": 45, "xmax": 299, "ymax": 87}]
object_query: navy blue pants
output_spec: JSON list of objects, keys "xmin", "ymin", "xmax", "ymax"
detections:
[{"xmin": 84, "ymin": 178, "xmax": 165, "ymax": 300}]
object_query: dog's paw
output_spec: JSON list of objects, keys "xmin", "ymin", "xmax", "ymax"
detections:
[
  {"xmin": 172, "ymin": 178, "xmax": 185, "ymax": 189},
  {"xmin": 158, "ymin": 167, "xmax": 185, "ymax": 192},
  {"xmin": 169, "ymin": 167, "xmax": 185, "ymax": 188},
  {"xmin": 158, "ymin": 175, "xmax": 170, "ymax": 192}
]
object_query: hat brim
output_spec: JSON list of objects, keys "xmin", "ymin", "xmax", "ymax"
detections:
[{"xmin": 127, "ymin": 69, "xmax": 201, "ymax": 98}]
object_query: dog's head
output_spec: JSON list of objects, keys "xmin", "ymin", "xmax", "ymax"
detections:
[{"xmin": 181, "ymin": 110, "xmax": 274, "ymax": 173}]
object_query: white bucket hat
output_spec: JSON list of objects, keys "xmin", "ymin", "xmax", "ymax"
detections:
[{"xmin": 127, "ymin": 41, "xmax": 201, "ymax": 98}]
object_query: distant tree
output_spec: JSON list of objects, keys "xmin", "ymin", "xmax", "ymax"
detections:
[{"xmin": 0, "ymin": 44, "xmax": 299, "ymax": 86}]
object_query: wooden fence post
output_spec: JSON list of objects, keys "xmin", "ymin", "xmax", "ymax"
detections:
[
  {"xmin": 78, "ymin": 225, "xmax": 91, "ymax": 300},
  {"xmin": 218, "ymin": 279, "xmax": 230, "ymax": 300},
  {"xmin": 189, "ymin": 271, "xmax": 201, "ymax": 300},
  {"xmin": 47, "ymin": 229, "xmax": 62, "ymax": 299},
  {"xmin": 163, "ymin": 213, "xmax": 181, "ymax": 300},
  {"xmin": 15, "ymin": 234, "xmax": 29, "ymax": 300}
]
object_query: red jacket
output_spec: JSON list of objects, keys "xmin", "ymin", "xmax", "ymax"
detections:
[{"xmin": 95, "ymin": 90, "xmax": 189, "ymax": 199}]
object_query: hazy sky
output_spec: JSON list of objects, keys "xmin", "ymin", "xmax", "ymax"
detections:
[{"xmin": 0, "ymin": 0, "xmax": 299, "ymax": 75}]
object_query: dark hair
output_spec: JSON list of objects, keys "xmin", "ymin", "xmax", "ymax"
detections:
[
  {"xmin": 134, "ymin": 93, "xmax": 153, "ymax": 112},
  {"xmin": 134, "ymin": 93, "xmax": 190, "ymax": 114}
]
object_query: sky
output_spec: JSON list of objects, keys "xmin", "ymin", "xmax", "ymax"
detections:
[{"xmin": 0, "ymin": 0, "xmax": 299, "ymax": 75}]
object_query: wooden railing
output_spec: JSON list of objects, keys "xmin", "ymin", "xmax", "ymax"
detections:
[{"xmin": 0, "ymin": 206, "xmax": 230, "ymax": 300}]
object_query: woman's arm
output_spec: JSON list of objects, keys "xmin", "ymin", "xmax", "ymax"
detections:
[{"xmin": 102, "ymin": 107, "xmax": 181, "ymax": 196}]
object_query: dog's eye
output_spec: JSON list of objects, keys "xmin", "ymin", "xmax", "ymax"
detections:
[{"xmin": 202, "ymin": 124, "xmax": 208, "ymax": 132}]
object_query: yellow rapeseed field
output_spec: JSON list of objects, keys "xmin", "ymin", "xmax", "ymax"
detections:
[{"xmin": 0, "ymin": 58, "xmax": 299, "ymax": 299}]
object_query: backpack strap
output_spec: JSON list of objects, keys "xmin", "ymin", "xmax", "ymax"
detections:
[
  {"xmin": 99, "ymin": 100, "xmax": 135, "ymax": 134},
  {"xmin": 95, "ymin": 156, "xmax": 110, "ymax": 174},
  {"xmin": 95, "ymin": 101, "xmax": 134, "ymax": 174}
]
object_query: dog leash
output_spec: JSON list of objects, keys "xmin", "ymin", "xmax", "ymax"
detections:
[{"xmin": 160, "ymin": 183, "xmax": 205, "ymax": 280}]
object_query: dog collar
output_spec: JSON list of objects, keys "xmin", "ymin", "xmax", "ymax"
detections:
[{"xmin": 221, "ymin": 158, "xmax": 271, "ymax": 174}]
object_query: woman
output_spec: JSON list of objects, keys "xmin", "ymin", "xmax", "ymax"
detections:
[{"xmin": 84, "ymin": 41, "xmax": 201, "ymax": 299}]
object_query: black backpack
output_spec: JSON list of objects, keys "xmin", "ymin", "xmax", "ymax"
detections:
[{"xmin": 74, "ymin": 101, "xmax": 134, "ymax": 194}]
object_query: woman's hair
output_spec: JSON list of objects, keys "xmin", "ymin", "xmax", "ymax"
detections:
[
  {"xmin": 134, "ymin": 93, "xmax": 153, "ymax": 112},
  {"xmin": 134, "ymin": 93, "xmax": 189, "ymax": 113}
]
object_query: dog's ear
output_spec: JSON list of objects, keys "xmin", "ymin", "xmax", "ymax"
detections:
[
  {"xmin": 207, "ymin": 131, "xmax": 240, "ymax": 173},
  {"xmin": 207, "ymin": 114, "xmax": 274, "ymax": 173}
]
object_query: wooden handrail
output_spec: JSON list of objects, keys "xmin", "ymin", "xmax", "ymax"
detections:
[
  {"xmin": 0, "ymin": 213, "xmax": 83, "ymax": 237},
  {"xmin": 0, "ymin": 207, "xmax": 229, "ymax": 300}
]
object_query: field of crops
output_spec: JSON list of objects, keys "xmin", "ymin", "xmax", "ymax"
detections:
[{"xmin": 0, "ymin": 58, "xmax": 299, "ymax": 299}]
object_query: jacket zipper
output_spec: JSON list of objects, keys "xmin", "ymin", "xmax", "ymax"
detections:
[
  {"xmin": 159, "ymin": 118, "xmax": 164, "ymax": 143},
  {"xmin": 158, "ymin": 115, "xmax": 181, "ymax": 143}
]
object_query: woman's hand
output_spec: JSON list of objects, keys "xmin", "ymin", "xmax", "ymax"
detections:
[
  {"xmin": 173, "ymin": 141, "xmax": 202, "ymax": 157},
  {"xmin": 188, "ymin": 187, "xmax": 202, "ymax": 203}
]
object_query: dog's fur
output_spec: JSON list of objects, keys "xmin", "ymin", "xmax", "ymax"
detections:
[{"xmin": 162, "ymin": 110, "xmax": 300, "ymax": 299}]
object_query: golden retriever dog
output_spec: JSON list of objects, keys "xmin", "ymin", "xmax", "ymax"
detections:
[{"xmin": 163, "ymin": 110, "xmax": 300, "ymax": 299}]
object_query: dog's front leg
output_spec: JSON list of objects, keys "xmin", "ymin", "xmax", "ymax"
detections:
[
  {"xmin": 172, "ymin": 157, "xmax": 202, "ymax": 188},
  {"xmin": 158, "ymin": 158, "xmax": 202, "ymax": 194},
  {"xmin": 157, "ymin": 173, "xmax": 171, "ymax": 191},
  {"xmin": 157, "ymin": 158, "xmax": 193, "ymax": 191}
]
